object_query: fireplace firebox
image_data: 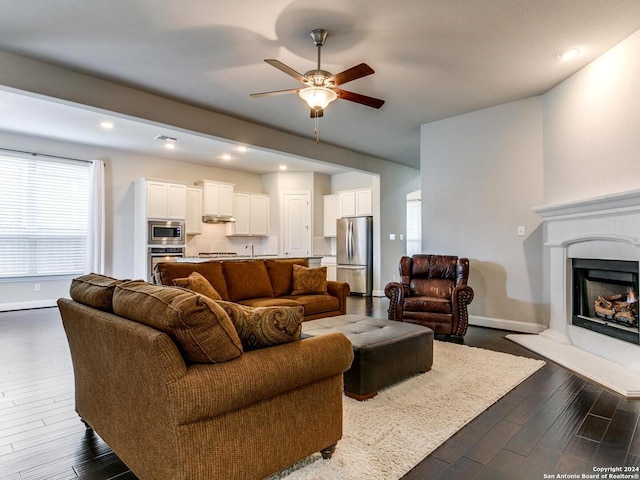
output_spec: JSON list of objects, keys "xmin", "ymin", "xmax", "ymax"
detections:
[{"xmin": 572, "ymin": 258, "xmax": 639, "ymax": 344}]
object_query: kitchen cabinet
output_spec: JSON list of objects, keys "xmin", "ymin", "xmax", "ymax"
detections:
[
  {"xmin": 339, "ymin": 191, "xmax": 356, "ymax": 217},
  {"xmin": 226, "ymin": 192, "xmax": 270, "ymax": 237},
  {"xmin": 136, "ymin": 178, "xmax": 186, "ymax": 220},
  {"xmin": 323, "ymin": 194, "xmax": 339, "ymax": 237},
  {"xmin": 185, "ymin": 186, "xmax": 203, "ymax": 235},
  {"xmin": 355, "ymin": 189, "xmax": 373, "ymax": 216},
  {"xmin": 196, "ymin": 180, "xmax": 234, "ymax": 218},
  {"xmin": 321, "ymin": 256, "xmax": 337, "ymax": 281},
  {"xmin": 338, "ymin": 189, "xmax": 373, "ymax": 218}
]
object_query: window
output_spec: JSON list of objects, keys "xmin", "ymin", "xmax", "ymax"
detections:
[
  {"xmin": 0, "ymin": 154, "xmax": 90, "ymax": 278},
  {"xmin": 406, "ymin": 197, "xmax": 422, "ymax": 256}
]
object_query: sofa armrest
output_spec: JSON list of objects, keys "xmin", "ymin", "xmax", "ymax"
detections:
[
  {"xmin": 326, "ymin": 280, "xmax": 350, "ymax": 314},
  {"xmin": 168, "ymin": 333, "xmax": 354, "ymax": 424}
]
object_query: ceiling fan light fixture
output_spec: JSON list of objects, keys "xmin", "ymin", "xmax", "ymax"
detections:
[{"xmin": 299, "ymin": 86, "xmax": 337, "ymax": 111}]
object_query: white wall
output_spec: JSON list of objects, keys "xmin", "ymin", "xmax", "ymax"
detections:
[
  {"xmin": 420, "ymin": 97, "xmax": 545, "ymax": 329},
  {"xmin": 543, "ymin": 29, "xmax": 640, "ymax": 204}
]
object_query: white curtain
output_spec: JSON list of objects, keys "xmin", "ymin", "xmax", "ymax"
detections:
[{"xmin": 85, "ymin": 160, "xmax": 105, "ymax": 274}]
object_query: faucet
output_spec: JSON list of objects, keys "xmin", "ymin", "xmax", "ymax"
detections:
[{"xmin": 245, "ymin": 242, "xmax": 254, "ymax": 259}]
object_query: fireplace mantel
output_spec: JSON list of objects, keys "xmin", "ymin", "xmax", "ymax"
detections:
[
  {"xmin": 532, "ymin": 188, "xmax": 640, "ymax": 220},
  {"xmin": 508, "ymin": 188, "xmax": 640, "ymax": 397}
]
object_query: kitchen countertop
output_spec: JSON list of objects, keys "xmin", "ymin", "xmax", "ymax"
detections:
[{"xmin": 178, "ymin": 255, "xmax": 323, "ymax": 262}]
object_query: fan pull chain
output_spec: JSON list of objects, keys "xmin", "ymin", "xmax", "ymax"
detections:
[{"xmin": 314, "ymin": 111, "xmax": 320, "ymax": 144}]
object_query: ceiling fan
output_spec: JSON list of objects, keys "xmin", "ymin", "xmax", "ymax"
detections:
[{"xmin": 250, "ymin": 29, "xmax": 385, "ymax": 119}]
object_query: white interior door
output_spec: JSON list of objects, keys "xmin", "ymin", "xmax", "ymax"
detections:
[{"xmin": 282, "ymin": 192, "xmax": 311, "ymax": 258}]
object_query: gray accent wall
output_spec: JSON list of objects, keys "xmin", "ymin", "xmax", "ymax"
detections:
[{"xmin": 420, "ymin": 28, "xmax": 640, "ymax": 331}]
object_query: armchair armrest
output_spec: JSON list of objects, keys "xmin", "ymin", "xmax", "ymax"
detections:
[
  {"xmin": 385, "ymin": 282, "xmax": 409, "ymax": 321},
  {"xmin": 327, "ymin": 280, "xmax": 350, "ymax": 315},
  {"xmin": 451, "ymin": 285, "xmax": 474, "ymax": 336},
  {"xmin": 168, "ymin": 333, "xmax": 354, "ymax": 424}
]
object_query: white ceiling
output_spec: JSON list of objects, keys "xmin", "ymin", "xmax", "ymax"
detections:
[{"xmin": 0, "ymin": 0, "xmax": 639, "ymax": 171}]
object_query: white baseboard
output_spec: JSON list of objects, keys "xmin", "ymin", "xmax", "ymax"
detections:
[
  {"xmin": 469, "ymin": 315, "xmax": 547, "ymax": 334},
  {"xmin": 0, "ymin": 299, "xmax": 57, "ymax": 312},
  {"xmin": 371, "ymin": 290, "xmax": 385, "ymax": 297}
]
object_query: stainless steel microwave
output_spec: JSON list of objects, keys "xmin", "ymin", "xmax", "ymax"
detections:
[{"xmin": 148, "ymin": 221, "xmax": 185, "ymax": 245}]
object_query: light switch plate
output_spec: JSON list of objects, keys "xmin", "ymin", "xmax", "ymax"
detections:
[
  {"xmin": 517, "ymin": 226, "xmax": 525, "ymax": 237},
  {"xmin": 389, "ymin": 233, "xmax": 396, "ymax": 240}
]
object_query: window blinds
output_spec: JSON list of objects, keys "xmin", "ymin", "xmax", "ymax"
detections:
[
  {"xmin": 0, "ymin": 155, "xmax": 89, "ymax": 278},
  {"xmin": 406, "ymin": 199, "xmax": 422, "ymax": 256}
]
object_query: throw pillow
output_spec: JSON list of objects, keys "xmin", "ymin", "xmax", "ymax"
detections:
[
  {"xmin": 291, "ymin": 264, "xmax": 327, "ymax": 295},
  {"xmin": 264, "ymin": 258, "xmax": 308, "ymax": 297},
  {"xmin": 216, "ymin": 300, "xmax": 303, "ymax": 351},
  {"xmin": 173, "ymin": 272, "xmax": 222, "ymax": 300},
  {"xmin": 70, "ymin": 273, "xmax": 125, "ymax": 312},
  {"xmin": 113, "ymin": 281, "xmax": 243, "ymax": 363}
]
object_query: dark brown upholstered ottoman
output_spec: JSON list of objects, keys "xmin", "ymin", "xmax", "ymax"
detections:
[{"xmin": 302, "ymin": 314, "xmax": 434, "ymax": 400}]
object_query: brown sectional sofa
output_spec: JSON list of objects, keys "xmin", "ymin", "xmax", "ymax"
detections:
[
  {"xmin": 58, "ymin": 273, "xmax": 354, "ymax": 480},
  {"xmin": 153, "ymin": 258, "xmax": 350, "ymax": 320}
]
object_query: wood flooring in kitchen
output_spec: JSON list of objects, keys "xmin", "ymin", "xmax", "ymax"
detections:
[{"xmin": 1, "ymin": 297, "xmax": 639, "ymax": 480}]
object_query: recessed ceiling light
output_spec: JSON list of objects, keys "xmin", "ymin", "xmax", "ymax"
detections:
[
  {"xmin": 164, "ymin": 142, "xmax": 176, "ymax": 150},
  {"xmin": 100, "ymin": 121, "xmax": 114, "ymax": 129},
  {"xmin": 558, "ymin": 48, "xmax": 580, "ymax": 61},
  {"xmin": 235, "ymin": 146, "xmax": 249, "ymax": 153},
  {"xmin": 221, "ymin": 154, "xmax": 232, "ymax": 160},
  {"xmin": 279, "ymin": 165, "xmax": 288, "ymax": 171}
]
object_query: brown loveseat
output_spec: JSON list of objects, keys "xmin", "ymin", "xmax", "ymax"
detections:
[
  {"xmin": 154, "ymin": 258, "xmax": 350, "ymax": 320},
  {"xmin": 58, "ymin": 273, "xmax": 354, "ymax": 480}
]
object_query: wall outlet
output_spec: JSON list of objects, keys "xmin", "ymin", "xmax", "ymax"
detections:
[
  {"xmin": 400, "ymin": 234, "xmax": 404, "ymax": 240},
  {"xmin": 34, "ymin": 283, "xmax": 41, "ymax": 292}
]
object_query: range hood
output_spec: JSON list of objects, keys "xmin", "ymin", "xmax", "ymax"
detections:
[{"xmin": 202, "ymin": 214, "xmax": 236, "ymax": 224}]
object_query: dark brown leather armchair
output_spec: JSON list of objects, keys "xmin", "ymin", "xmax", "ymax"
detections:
[{"xmin": 385, "ymin": 255, "xmax": 474, "ymax": 337}]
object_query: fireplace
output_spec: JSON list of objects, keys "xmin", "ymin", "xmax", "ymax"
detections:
[
  {"xmin": 506, "ymin": 188, "xmax": 640, "ymax": 397},
  {"xmin": 572, "ymin": 258, "xmax": 639, "ymax": 344}
]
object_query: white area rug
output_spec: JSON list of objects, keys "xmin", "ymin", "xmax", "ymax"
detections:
[{"xmin": 270, "ymin": 340, "xmax": 545, "ymax": 480}]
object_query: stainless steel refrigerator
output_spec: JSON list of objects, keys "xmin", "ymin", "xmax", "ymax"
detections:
[{"xmin": 337, "ymin": 216, "xmax": 373, "ymax": 296}]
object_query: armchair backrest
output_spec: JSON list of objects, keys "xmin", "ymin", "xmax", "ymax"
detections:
[{"xmin": 399, "ymin": 255, "xmax": 469, "ymax": 298}]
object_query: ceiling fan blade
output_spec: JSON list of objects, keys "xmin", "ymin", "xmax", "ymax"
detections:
[
  {"xmin": 264, "ymin": 59, "xmax": 307, "ymax": 84},
  {"xmin": 327, "ymin": 63, "xmax": 374, "ymax": 86},
  {"xmin": 250, "ymin": 88, "xmax": 300, "ymax": 98},
  {"xmin": 310, "ymin": 108, "xmax": 324, "ymax": 118},
  {"xmin": 334, "ymin": 88, "xmax": 385, "ymax": 109}
]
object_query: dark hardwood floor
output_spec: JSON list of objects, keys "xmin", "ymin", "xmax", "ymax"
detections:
[{"xmin": 1, "ymin": 297, "xmax": 639, "ymax": 479}]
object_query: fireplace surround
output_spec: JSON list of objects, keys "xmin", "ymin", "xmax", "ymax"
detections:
[{"xmin": 507, "ymin": 188, "xmax": 640, "ymax": 397}]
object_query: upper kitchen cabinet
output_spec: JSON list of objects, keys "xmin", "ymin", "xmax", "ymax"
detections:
[
  {"xmin": 135, "ymin": 178, "xmax": 187, "ymax": 220},
  {"xmin": 185, "ymin": 186, "xmax": 203, "ymax": 235},
  {"xmin": 226, "ymin": 192, "xmax": 270, "ymax": 237},
  {"xmin": 196, "ymin": 180, "xmax": 235, "ymax": 221},
  {"xmin": 323, "ymin": 194, "xmax": 339, "ymax": 237},
  {"xmin": 338, "ymin": 188, "xmax": 373, "ymax": 218}
]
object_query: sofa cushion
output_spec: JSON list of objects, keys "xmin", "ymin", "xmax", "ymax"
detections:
[
  {"xmin": 264, "ymin": 258, "xmax": 308, "ymax": 296},
  {"xmin": 223, "ymin": 260, "xmax": 274, "ymax": 302},
  {"xmin": 281, "ymin": 294, "xmax": 339, "ymax": 316},
  {"xmin": 70, "ymin": 273, "xmax": 125, "ymax": 312},
  {"xmin": 216, "ymin": 300, "xmax": 303, "ymax": 351},
  {"xmin": 238, "ymin": 298, "xmax": 302, "ymax": 308},
  {"xmin": 154, "ymin": 261, "xmax": 230, "ymax": 300},
  {"xmin": 291, "ymin": 265, "xmax": 327, "ymax": 295},
  {"xmin": 112, "ymin": 281, "xmax": 243, "ymax": 363},
  {"xmin": 404, "ymin": 296, "xmax": 452, "ymax": 314},
  {"xmin": 173, "ymin": 272, "xmax": 222, "ymax": 300}
]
